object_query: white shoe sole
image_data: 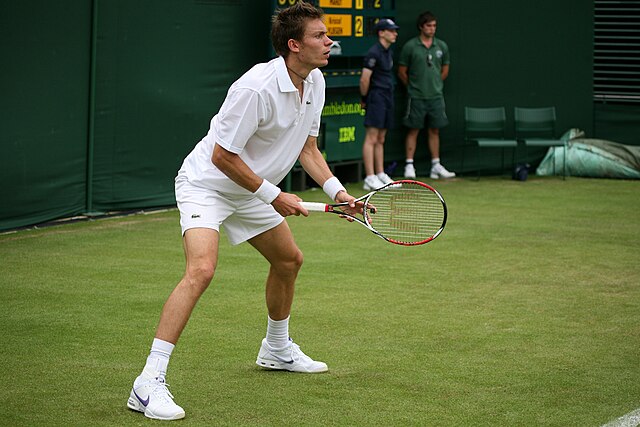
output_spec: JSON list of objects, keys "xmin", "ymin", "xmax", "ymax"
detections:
[
  {"xmin": 127, "ymin": 395, "xmax": 144, "ymax": 413},
  {"xmin": 256, "ymin": 357, "xmax": 328, "ymax": 373},
  {"xmin": 430, "ymin": 172, "xmax": 456, "ymax": 179},
  {"xmin": 127, "ymin": 391, "xmax": 185, "ymax": 420}
]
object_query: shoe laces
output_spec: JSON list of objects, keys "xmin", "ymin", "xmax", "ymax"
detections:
[
  {"xmin": 378, "ymin": 173, "xmax": 393, "ymax": 184},
  {"xmin": 287, "ymin": 341, "xmax": 313, "ymax": 364},
  {"xmin": 365, "ymin": 176, "xmax": 381, "ymax": 185},
  {"xmin": 270, "ymin": 338, "xmax": 308, "ymax": 364},
  {"xmin": 143, "ymin": 376, "xmax": 176, "ymax": 403}
]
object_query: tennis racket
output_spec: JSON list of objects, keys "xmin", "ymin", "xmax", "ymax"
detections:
[{"xmin": 299, "ymin": 180, "xmax": 447, "ymax": 246}]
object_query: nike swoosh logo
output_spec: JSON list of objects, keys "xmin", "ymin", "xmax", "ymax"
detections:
[
  {"xmin": 134, "ymin": 390, "xmax": 150, "ymax": 407},
  {"xmin": 270, "ymin": 354, "xmax": 295, "ymax": 364}
]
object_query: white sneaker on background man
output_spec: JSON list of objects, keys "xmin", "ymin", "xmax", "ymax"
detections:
[
  {"xmin": 404, "ymin": 163, "xmax": 416, "ymax": 178},
  {"xmin": 430, "ymin": 163, "xmax": 456, "ymax": 179},
  {"xmin": 376, "ymin": 172, "xmax": 394, "ymax": 185},
  {"xmin": 363, "ymin": 174, "xmax": 385, "ymax": 190}
]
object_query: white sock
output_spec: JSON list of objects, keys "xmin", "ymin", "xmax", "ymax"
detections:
[
  {"xmin": 144, "ymin": 338, "xmax": 174, "ymax": 379},
  {"xmin": 376, "ymin": 172, "xmax": 388, "ymax": 179},
  {"xmin": 366, "ymin": 174, "xmax": 376, "ymax": 180},
  {"xmin": 406, "ymin": 159, "xmax": 414, "ymax": 164},
  {"xmin": 432, "ymin": 158, "xmax": 440, "ymax": 166},
  {"xmin": 266, "ymin": 316, "xmax": 290, "ymax": 350}
]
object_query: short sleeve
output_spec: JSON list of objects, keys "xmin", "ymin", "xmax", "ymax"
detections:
[
  {"xmin": 309, "ymin": 71, "xmax": 325, "ymax": 137},
  {"xmin": 441, "ymin": 41, "xmax": 451, "ymax": 65},
  {"xmin": 363, "ymin": 50, "xmax": 377, "ymax": 70},
  {"xmin": 214, "ymin": 88, "xmax": 266, "ymax": 154}
]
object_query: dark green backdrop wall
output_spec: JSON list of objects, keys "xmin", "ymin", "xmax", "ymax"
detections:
[
  {"xmin": 90, "ymin": 1, "xmax": 269, "ymax": 212},
  {"xmin": 1, "ymin": 0, "xmax": 632, "ymax": 231},
  {"xmin": 1, "ymin": 0, "xmax": 269, "ymax": 230},
  {"xmin": 1, "ymin": 1, "xmax": 92, "ymax": 229}
]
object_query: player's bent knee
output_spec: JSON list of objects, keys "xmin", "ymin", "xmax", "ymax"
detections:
[
  {"xmin": 185, "ymin": 263, "xmax": 216, "ymax": 289},
  {"xmin": 275, "ymin": 249, "xmax": 303, "ymax": 275},
  {"xmin": 293, "ymin": 250, "xmax": 303, "ymax": 270}
]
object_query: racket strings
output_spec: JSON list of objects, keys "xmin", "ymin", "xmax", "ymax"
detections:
[{"xmin": 366, "ymin": 184, "xmax": 445, "ymax": 243}]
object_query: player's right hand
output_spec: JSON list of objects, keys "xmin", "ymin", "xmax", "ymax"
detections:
[{"xmin": 271, "ymin": 192, "xmax": 309, "ymax": 217}]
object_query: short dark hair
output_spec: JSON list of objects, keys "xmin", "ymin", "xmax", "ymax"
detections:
[
  {"xmin": 271, "ymin": 1, "xmax": 324, "ymax": 58},
  {"xmin": 416, "ymin": 11, "xmax": 437, "ymax": 30}
]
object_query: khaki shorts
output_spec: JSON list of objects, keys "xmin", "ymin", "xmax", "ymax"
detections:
[{"xmin": 175, "ymin": 176, "xmax": 284, "ymax": 245}]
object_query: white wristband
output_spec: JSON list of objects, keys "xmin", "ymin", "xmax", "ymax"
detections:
[
  {"xmin": 254, "ymin": 179, "xmax": 281, "ymax": 204},
  {"xmin": 322, "ymin": 176, "xmax": 346, "ymax": 201}
]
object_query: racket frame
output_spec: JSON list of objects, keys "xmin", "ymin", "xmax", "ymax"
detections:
[{"xmin": 300, "ymin": 180, "xmax": 447, "ymax": 246}]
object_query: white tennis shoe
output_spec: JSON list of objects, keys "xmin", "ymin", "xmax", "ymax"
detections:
[
  {"xmin": 127, "ymin": 368, "xmax": 185, "ymax": 421},
  {"xmin": 363, "ymin": 175, "xmax": 385, "ymax": 190},
  {"xmin": 376, "ymin": 172, "xmax": 394, "ymax": 185},
  {"xmin": 256, "ymin": 338, "xmax": 328, "ymax": 373},
  {"xmin": 430, "ymin": 163, "xmax": 456, "ymax": 179},
  {"xmin": 404, "ymin": 163, "xmax": 416, "ymax": 178}
]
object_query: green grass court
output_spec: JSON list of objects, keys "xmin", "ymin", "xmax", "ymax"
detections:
[{"xmin": 1, "ymin": 177, "xmax": 639, "ymax": 426}]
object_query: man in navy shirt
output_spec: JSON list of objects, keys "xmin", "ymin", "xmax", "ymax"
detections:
[{"xmin": 360, "ymin": 18, "xmax": 399, "ymax": 190}]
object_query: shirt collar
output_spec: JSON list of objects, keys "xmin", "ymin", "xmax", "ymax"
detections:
[
  {"xmin": 376, "ymin": 41, "xmax": 389, "ymax": 51},
  {"xmin": 416, "ymin": 36, "xmax": 438, "ymax": 50},
  {"xmin": 274, "ymin": 56, "xmax": 314, "ymax": 93}
]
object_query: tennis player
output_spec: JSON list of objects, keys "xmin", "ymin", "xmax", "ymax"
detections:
[{"xmin": 126, "ymin": 2, "xmax": 359, "ymax": 421}]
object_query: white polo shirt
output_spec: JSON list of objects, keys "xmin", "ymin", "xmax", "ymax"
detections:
[{"xmin": 178, "ymin": 56, "xmax": 325, "ymax": 196}]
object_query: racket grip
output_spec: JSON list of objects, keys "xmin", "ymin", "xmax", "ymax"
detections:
[{"xmin": 299, "ymin": 202, "xmax": 329, "ymax": 212}]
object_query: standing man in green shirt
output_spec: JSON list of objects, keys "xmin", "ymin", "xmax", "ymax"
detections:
[{"xmin": 398, "ymin": 11, "xmax": 455, "ymax": 179}]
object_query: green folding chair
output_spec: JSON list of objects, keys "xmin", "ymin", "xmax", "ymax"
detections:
[
  {"xmin": 515, "ymin": 106, "xmax": 566, "ymax": 179},
  {"xmin": 462, "ymin": 106, "xmax": 518, "ymax": 179}
]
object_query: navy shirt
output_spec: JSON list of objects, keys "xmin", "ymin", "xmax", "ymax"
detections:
[{"xmin": 363, "ymin": 42, "xmax": 394, "ymax": 91}]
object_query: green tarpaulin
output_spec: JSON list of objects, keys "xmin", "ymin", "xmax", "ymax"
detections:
[{"xmin": 537, "ymin": 129, "xmax": 640, "ymax": 179}]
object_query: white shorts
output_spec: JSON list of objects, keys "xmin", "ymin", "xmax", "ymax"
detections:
[{"xmin": 175, "ymin": 175, "xmax": 284, "ymax": 245}]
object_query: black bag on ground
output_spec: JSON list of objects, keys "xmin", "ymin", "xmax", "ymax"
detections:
[{"xmin": 512, "ymin": 163, "xmax": 530, "ymax": 181}]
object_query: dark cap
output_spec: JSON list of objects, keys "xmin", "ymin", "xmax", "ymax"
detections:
[{"xmin": 374, "ymin": 18, "xmax": 399, "ymax": 32}]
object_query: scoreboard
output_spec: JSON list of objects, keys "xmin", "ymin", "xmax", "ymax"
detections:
[{"xmin": 318, "ymin": 0, "xmax": 395, "ymax": 51}]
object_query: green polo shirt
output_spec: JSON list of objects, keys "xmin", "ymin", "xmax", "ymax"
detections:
[{"xmin": 399, "ymin": 36, "xmax": 450, "ymax": 100}]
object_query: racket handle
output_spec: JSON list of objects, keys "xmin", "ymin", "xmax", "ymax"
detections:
[{"xmin": 299, "ymin": 202, "xmax": 329, "ymax": 212}]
